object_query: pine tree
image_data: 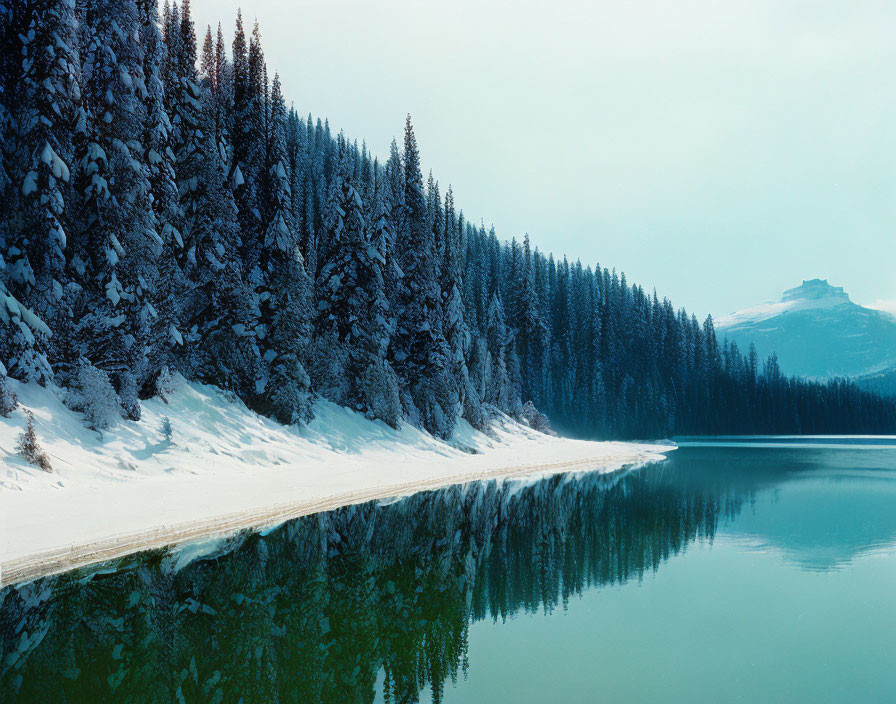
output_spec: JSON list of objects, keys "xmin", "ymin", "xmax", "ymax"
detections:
[
  {"xmin": 138, "ymin": 0, "xmax": 182, "ymax": 377},
  {"xmin": 72, "ymin": 0, "xmax": 159, "ymax": 418},
  {"xmin": 298, "ymin": 112, "xmax": 318, "ymax": 276},
  {"xmin": 285, "ymin": 108, "xmax": 306, "ymax": 258},
  {"xmin": 215, "ymin": 22, "xmax": 227, "ymax": 96},
  {"xmin": 200, "ymin": 25, "xmax": 215, "ymax": 87},
  {"xmin": 381, "ymin": 140, "xmax": 403, "ymax": 306},
  {"xmin": 228, "ymin": 9, "xmax": 250, "ymax": 197},
  {"xmin": 385, "ymin": 137, "xmax": 404, "ymax": 237},
  {"xmin": 261, "ymin": 74, "xmax": 294, "ymax": 257},
  {"xmin": 163, "ymin": 0, "xmax": 258, "ymax": 396},
  {"xmin": 255, "ymin": 72, "xmax": 313, "ymax": 424},
  {"xmin": 484, "ymin": 292, "xmax": 512, "ymax": 410},
  {"xmin": 441, "ymin": 186, "xmax": 481, "ymax": 428},
  {"xmin": 511, "ymin": 234, "xmax": 548, "ymax": 407},
  {"xmin": 392, "ymin": 115, "xmax": 455, "ymax": 437},
  {"xmin": 1, "ymin": 0, "xmax": 80, "ymax": 382},
  {"xmin": 312, "ymin": 139, "xmax": 400, "ymax": 423},
  {"xmin": 232, "ymin": 18, "xmax": 267, "ymax": 274},
  {"xmin": 212, "ymin": 22, "xmax": 231, "ymax": 160}
]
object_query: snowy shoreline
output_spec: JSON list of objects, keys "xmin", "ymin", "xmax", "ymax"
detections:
[{"xmin": 1, "ymin": 378, "xmax": 672, "ymax": 587}]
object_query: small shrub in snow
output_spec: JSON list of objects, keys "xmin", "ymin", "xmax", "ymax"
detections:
[
  {"xmin": 521, "ymin": 401, "xmax": 557, "ymax": 436},
  {"xmin": 360, "ymin": 359, "xmax": 402, "ymax": 428},
  {"xmin": 307, "ymin": 331, "xmax": 349, "ymax": 402},
  {"xmin": 18, "ymin": 410, "xmax": 52, "ymax": 472},
  {"xmin": 154, "ymin": 366, "xmax": 176, "ymax": 403},
  {"xmin": 118, "ymin": 371, "xmax": 141, "ymax": 421},
  {"xmin": 268, "ymin": 354, "xmax": 314, "ymax": 425},
  {"xmin": 0, "ymin": 377, "xmax": 17, "ymax": 417},
  {"xmin": 67, "ymin": 361, "xmax": 122, "ymax": 430}
]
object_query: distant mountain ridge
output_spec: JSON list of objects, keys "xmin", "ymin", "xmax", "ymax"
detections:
[{"xmin": 716, "ymin": 279, "xmax": 896, "ymax": 385}]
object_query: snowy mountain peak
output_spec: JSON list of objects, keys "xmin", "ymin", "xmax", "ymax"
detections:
[
  {"xmin": 716, "ymin": 279, "xmax": 853, "ymax": 330},
  {"xmin": 716, "ymin": 279, "xmax": 896, "ymax": 382},
  {"xmin": 781, "ymin": 279, "xmax": 850, "ymax": 303}
]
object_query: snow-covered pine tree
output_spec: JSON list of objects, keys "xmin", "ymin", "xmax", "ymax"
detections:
[
  {"xmin": 587, "ymin": 271, "xmax": 606, "ymax": 433},
  {"xmin": 255, "ymin": 72, "xmax": 313, "ymax": 424},
  {"xmin": 462, "ymin": 227, "xmax": 490, "ymax": 411},
  {"xmin": 385, "ymin": 138, "xmax": 404, "ymax": 234},
  {"xmin": 211, "ymin": 22, "xmax": 232, "ymax": 163},
  {"xmin": 261, "ymin": 74, "xmax": 294, "ymax": 258},
  {"xmin": 0, "ymin": 12, "xmax": 29, "ymax": 381},
  {"xmin": 1, "ymin": 0, "xmax": 81, "ymax": 382},
  {"xmin": 167, "ymin": 0, "xmax": 199, "ymax": 168},
  {"xmin": 363, "ymin": 161, "xmax": 403, "ymax": 424},
  {"xmin": 392, "ymin": 115, "xmax": 455, "ymax": 437},
  {"xmin": 285, "ymin": 108, "xmax": 305, "ymax": 257},
  {"xmin": 484, "ymin": 291, "xmax": 522, "ymax": 414},
  {"xmin": 200, "ymin": 24, "xmax": 214, "ymax": 88},
  {"xmin": 71, "ymin": 0, "xmax": 160, "ymax": 418},
  {"xmin": 161, "ymin": 1, "xmax": 258, "ymax": 397},
  {"xmin": 231, "ymin": 18, "xmax": 267, "ymax": 274},
  {"xmin": 532, "ymin": 243, "xmax": 553, "ymax": 408},
  {"xmin": 440, "ymin": 186, "xmax": 459, "ymax": 297},
  {"xmin": 212, "ymin": 18, "xmax": 272, "ymax": 400},
  {"xmin": 138, "ymin": 0, "xmax": 182, "ymax": 379},
  {"xmin": 381, "ymin": 140, "xmax": 403, "ymax": 306},
  {"xmin": 369, "ymin": 158, "xmax": 402, "ymax": 327},
  {"xmin": 312, "ymin": 138, "xmax": 400, "ymax": 424},
  {"xmin": 226, "ymin": 9, "xmax": 250, "ymax": 215},
  {"xmin": 186, "ymin": 78, "xmax": 260, "ymax": 398},
  {"xmin": 358, "ymin": 140, "xmax": 373, "ymax": 207},
  {"xmin": 0, "ymin": 0, "xmax": 15, "ymax": 266},
  {"xmin": 161, "ymin": 1, "xmax": 182, "ymax": 131},
  {"xmin": 315, "ymin": 118, "xmax": 334, "ymax": 248},
  {"xmin": 510, "ymin": 233, "xmax": 548, "ymax": 409},
  {"xmin": 460, "ymin": 220, "xmax": 482, "ymax": 334},
  {"xmin": 214, "ymin": 22, "xmax": 227, "ymax": 95},
  {"xmin": 163, "ymin": 0, "xmax": 205, "ymax": 340},
  {"xmin": 310, "ymin": 137, "xmax": 354, "ymax": 400},
  {"xmin": 426, "ymin": 171, "xmax": 442, "ymax": 266},
  {"xmin": 296, "ymin": 112, "xmax": 318, "ymax": 276},
  {"xmin": 441, "ymin": 186, "xmax": 481, "ymax": 428},
  {"xmin": 320, "ymin": 117, "xmax": 335, "ymax": 180}
]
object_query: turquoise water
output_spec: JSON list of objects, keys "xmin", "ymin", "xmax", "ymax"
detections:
[{"xmin": 2, "ymin": 439, "xmax": 895, "ymax": 702}]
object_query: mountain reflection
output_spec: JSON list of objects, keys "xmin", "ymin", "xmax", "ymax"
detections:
[{"xmin": 0, "ymin": 457, "xmax": 764, "ymax": 703}]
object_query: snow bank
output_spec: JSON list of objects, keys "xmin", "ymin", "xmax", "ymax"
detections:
[{"xmin": 0, "ymin": 376, "xmax": 672, "ymax": 586}]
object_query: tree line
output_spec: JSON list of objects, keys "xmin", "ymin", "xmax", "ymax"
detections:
[{"xmin": 1, "ymin": 0, "xmax": 893, "ymax": 439}]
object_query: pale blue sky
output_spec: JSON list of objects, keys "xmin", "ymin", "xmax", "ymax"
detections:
[{"xmin": 191, "ymin": 0, "xmax": 896, "ymax": 318}]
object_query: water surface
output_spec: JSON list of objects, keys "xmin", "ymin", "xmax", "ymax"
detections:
[{"xmin": 2, "ymin": 438, "xmax": 895, "ymax": 702}]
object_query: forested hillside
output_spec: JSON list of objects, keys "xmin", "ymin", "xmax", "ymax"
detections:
[{"xmin": 1, "ymin": 0, "xmax": 893, "ymax": 438}]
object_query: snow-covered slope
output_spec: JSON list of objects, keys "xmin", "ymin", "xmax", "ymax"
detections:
[
  {"xmin": 0, "ymin": 376, "xmax": 671, "ymax": 585},
  {"xmin": 716, "ymin": 279, "xmax": 896, "ymax": 381}
]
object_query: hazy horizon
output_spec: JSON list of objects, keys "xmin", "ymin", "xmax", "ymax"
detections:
[{"xmin": 191, "ymin": 0, "xmax": 896, "ymax": 319}]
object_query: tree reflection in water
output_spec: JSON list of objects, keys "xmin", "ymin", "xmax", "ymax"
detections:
[{"xmin": 1, "ymin": 457, "xmax": 755, "ymax": 703}]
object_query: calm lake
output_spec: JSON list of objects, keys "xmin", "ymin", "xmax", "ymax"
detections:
[{"xmin": 2, "ymin": 438, "xmax": 896, "ymax": 703}]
